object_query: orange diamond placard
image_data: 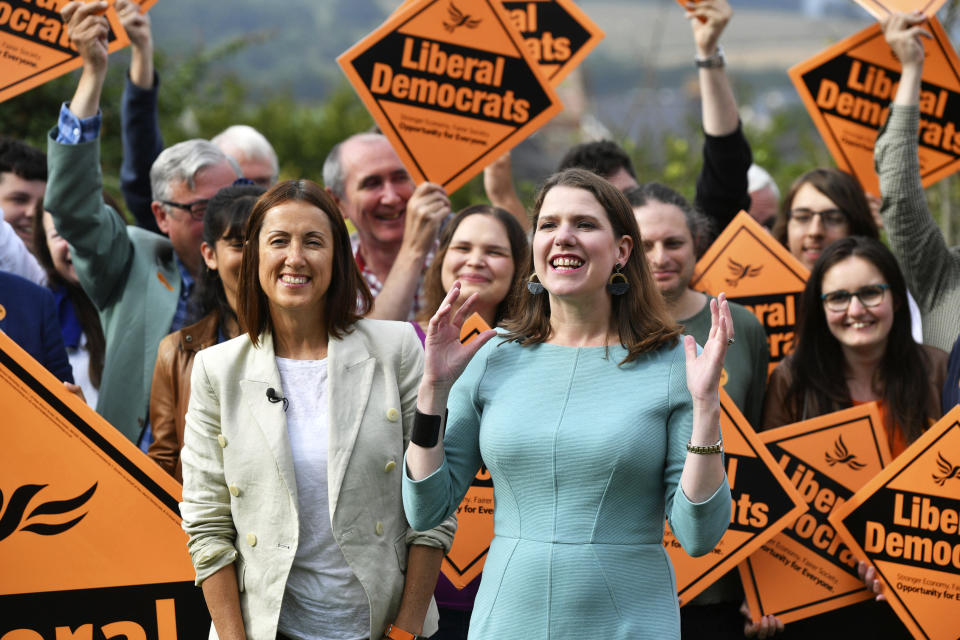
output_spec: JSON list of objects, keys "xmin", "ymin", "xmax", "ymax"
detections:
[
  {"xmin": 0, "ymin": 331, "xmax": 209, "ymax": 635},
  {"xmin": 740, "ymin": 404, "xmax": 893, "ymax": 624},
  {"xmin": 829, "ymin": 405, "xmax": 960, "ymax": 640},
  {"xmin": 338, "ymin": 0, "xmax": 563, "ymax": 193},
  {"xmin": 664, "ymin": 389, "xmax": 808, "ymax": 603},
  {"xmin": 691, "ymin": 211, "xmax": 809, "ymax": 375},
  {"xmin": 789, "ymin": 17, "xmax": 960, "ymax": 195},
  {"xmin": 0, "ymin": 0, "xmax": 130, "ymax": 104}
]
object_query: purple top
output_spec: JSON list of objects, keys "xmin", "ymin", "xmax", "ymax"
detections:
[{"xmin": 411, "ymin": 321, "xmax": 482, "ymax": 610}]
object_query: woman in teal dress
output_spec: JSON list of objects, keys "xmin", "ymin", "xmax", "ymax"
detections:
[{"xmin": 403, "ymin": 169, "xmax": 734, "ymax": 639}]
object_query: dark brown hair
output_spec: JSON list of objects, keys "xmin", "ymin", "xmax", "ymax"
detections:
[
  {"xmin": 784, "ymin": 236, "xmax": 933, "ymax": 443},
  {"xmin": 32, "ymin": 206, "xmax": 105, "ymax": 389},
  {"xmin": 420, "ymin": 205, "xmax": 529, "ymax": 327},
  {"xmin": 503, "ymin": 168, "xmax": 681, "ymax": 362},
  {"xmin": 237, "ymin": 179, "xmax": 372, "ymax": 345},
  {"xmin": 772, "ymin": 168, "xmax": 878, "ymax": 246}
]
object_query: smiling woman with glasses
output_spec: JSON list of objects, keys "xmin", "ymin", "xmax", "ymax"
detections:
[
  {"xmin": 763, "ymin": 236, "xmax": 947, "ymax": 454},
  {"xmin": 760, "ymin": 235, "xmax": 947, "ymax": 639}
]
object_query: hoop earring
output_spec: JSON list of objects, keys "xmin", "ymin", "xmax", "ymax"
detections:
[
  {"xmin": 607, "ymin": 263, "xmax": 629, "ymax": 295},
  {"xmin": 527, "ymin": 272, "xmax": 545, "ymax": 295}
]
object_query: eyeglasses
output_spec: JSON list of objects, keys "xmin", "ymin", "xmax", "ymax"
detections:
[
  {"xmin": 821, "ymin": 284, "xmax": 890, "ymax": 312},
  {"xmin": 789, "ymin": 208, "xmax": 848, "ymax": 229},
  {"xmin": 160, "ymin": 198, "xmax": 209, "ymax": 220}
]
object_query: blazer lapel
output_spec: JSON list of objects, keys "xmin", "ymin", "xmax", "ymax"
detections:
[
  {"xmin": 238, "ymin": 332, "xmax": 298, "ymax": 502},
  {"xmin": 327, "ymin": 329, "xmax": 375, "ymax": 517}
]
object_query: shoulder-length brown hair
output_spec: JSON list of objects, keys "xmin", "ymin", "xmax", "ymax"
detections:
[
  {"xmin": 237, "ymin": 179, "xmax": 372, "ymax": 346},
  {"xmin": 772, "ymin": 168, "xmax": 878, "ymax": 246},
  {"xmin": 502, "ymin": 168, "xmax": 681, "ymax": 363},
  {"xmin": 420, "ymin": 205, "xmax": 529, "ymax": 327}
]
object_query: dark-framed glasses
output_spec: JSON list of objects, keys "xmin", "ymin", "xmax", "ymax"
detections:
[
  {"xmin": 160, "ymin": 198, "xmax": 209, "ymax": 220},
  {"xmin": 821, "ymin": 283, "xmax": 890, "ymax": 312},
  {"xmin": 789, "ymin": 208, "xmax": 848, "ymax": 229}
]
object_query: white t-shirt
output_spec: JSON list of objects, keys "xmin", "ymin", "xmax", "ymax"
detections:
[
  {"xmin": 68, "ymin": 331, "xmax": 99, "ymax": 408},
  {"xmin": 275, "ymin": 357, "xmax": 369, "ymax": 640}
]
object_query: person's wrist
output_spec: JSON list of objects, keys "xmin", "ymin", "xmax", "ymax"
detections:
[{"xmin": 695, "ymin": 45, "xmax": 725, "ymax": 68}]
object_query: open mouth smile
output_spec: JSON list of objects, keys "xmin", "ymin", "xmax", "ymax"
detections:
[{"xmin": 550, "ymin": 255, "xmax": 584, "ymax": 272}]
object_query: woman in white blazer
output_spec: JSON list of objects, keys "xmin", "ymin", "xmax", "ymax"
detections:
[{"xmin": 180, "ymin": 180, "xmax": 455, "ymax": 640}]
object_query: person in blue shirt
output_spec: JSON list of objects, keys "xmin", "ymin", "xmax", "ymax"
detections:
[{"xmin": 0, "ymin": 270, "xmax": 74, "ymax": 384}]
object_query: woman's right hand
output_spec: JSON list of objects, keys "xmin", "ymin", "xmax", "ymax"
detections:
[{"xmin": 421, "ymin": 282, "xmax": 496, "ymax": 394}]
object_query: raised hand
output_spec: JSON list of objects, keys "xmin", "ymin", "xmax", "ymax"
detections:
[
  {"xmin": 683, "ymin": 293, "xmax": 733, "ymax": 405},
  {"xmin": 683, "ymin": 0, "xmax": 732, "ymax": 58},
  {"xmin": 881, "ymin": 11, "xmax": 931, "ymax": 69},
  {"xmin": 401, "ymin": 182, "xmax": 451, "ymax": 259},
  {"xmin": 422, "ymin": 282, "xmax": 496, "ymax": 393},
  {"xmin": 116, "ymin": 0, "xmax": 152, "ymax": 51},
  {"xmin": 61, "ymin": 1, "xmax": 110, "ymax": 73}
]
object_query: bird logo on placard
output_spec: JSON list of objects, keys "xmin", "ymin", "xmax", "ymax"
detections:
[
  {"xmin": 932, "ymin": 452, "xmax": 960, "ymax": 486},
  {"xmin": 444, "ymin": 2, "xmax": 482, "ymax": 32},
  {"xmin": 725, "ymin": 258, "xmax": 763, "ymax": 287},
  {"xmin": 824, "ymin": 435, "xmax": 866, "ymax": 470},
  {"xmin": 0, "ymin": 482, "xmax": 97, "ymax": 542}
]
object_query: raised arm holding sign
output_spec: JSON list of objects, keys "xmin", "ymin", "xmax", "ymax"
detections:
[{"xmin": 874, "ymin": 13, "xmax": 960, "ymax": 352}]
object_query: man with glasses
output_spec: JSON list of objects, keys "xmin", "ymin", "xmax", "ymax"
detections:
[{"xmin": 44, "ymin": 1, "xmax": 237, "ymax": 446}]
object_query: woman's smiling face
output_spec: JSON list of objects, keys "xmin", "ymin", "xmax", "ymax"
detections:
[
  {"xmin": 820, "ymin": 255, "xmax": 894, "ymax": 353},
  {"xmin": 532, "ymin": 185, "xmax": 631, "ymax": 302},
  {"xmin": 258, "ymin": 201, "xmax": 334, "ymax": 318}
]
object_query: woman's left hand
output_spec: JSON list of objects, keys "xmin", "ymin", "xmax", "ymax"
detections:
[{"xmin": 684, "ymin": 293, "xmax": 734, "ymax": 404}]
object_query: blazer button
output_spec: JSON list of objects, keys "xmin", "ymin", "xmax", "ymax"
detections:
[
  {"xmin": 185, "ymin": 335, "xmax": 193, "ymax": 343},
  {"xmin": 386, "ymin": 408, "xmax": 400, "ymax": 422},
  {"xmin": 218, "ymin": 434, "xmax": 227, "ymax": 448},
  {"xmin": 384, "ymin": 460, "xmax": 396, "ymax": 473},
  {"xmin": 229, "ymin": 484, "xmax": 240, "ymax": 497},
  {"xmin": 375, "ymin": 521, "xmax": 384, "ymax": 536},
  {"xmin": 246, "ymin": 533, "xmax": 257, "ymax": 547}
]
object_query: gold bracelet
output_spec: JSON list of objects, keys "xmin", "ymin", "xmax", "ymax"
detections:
[{"xmin": 686, "ymin": 438, "xmax": 723, "ymax": 455}]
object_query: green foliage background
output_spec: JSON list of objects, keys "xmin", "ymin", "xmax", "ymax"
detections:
[{"xmin": 0, "ymin": 2, "xmax": 957, "ymax": 245}]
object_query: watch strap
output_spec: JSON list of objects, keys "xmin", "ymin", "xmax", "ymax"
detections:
[
  {"xmin": 411, "ymin": 409, "xmax": 445, "ymax": 447},
  {"xmin": 384, "ymin": 623, "xmax": 420, "ymax": 640},
  {"xmin": 695, "ymin": 45, "xmax": 725, "ymax": 69}
]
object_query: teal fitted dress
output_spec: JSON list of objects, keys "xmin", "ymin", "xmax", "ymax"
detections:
[{"xmin": 403, "ymin": 338, "xmax": 731, "ymax": 639}]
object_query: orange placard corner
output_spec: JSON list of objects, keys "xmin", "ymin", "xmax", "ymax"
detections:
[
  {"xmin": 459, "ymin": 312, "xmax": 492, "ymax": 345},
  {"xmin": 500, "ymin": 0, "xmax": 604, "ymax": 85},
  {"xmin": 0, "ymin": 2, "xmax": 130, "ymax": 104},
  {"xmin": 337, "ymin": 0, "xmax": 563, "ymax": 193},
  {"xmin": 0, "ymin": 331, "xmax": 207, "ymax": 631},
  {"xmin": 692, "ymin": 211, "xmax": 809, "ymax": 373},
  {"xmin": 829, "ymin": 405, "xmax": 960, "ymax": 640},
  {"xmin": 740, "ymin": 404, "xmax": 892, "ymax": 623},
  {"xmin": 665, "ymin": 389, "xmax": 808, "ymax": 603},
  {"xmin": 789, "ymin": 15, "xmax": 960, "ymax": 196},
  {"xmin": 851, "ymin": 0, "xmax": 947, "ymax": 21}
]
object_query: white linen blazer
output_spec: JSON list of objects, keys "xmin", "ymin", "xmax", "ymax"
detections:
[{"xmin": 180, "ymin": 319, "xmax": 455, "ymax": 640}]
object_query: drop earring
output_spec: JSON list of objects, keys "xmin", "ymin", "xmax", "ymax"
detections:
[
  {"xmin": 527, "ymin": 272, "xmax": 545, "ymax": 295},
  {"xmin": 607, "ymin": 263, "xmax": 629, "ymax": 295}
]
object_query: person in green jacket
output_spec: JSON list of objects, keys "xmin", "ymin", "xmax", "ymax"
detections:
[{"xmin": 44, "ymin": 1, "xmax": 237, "ymax": 445}]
